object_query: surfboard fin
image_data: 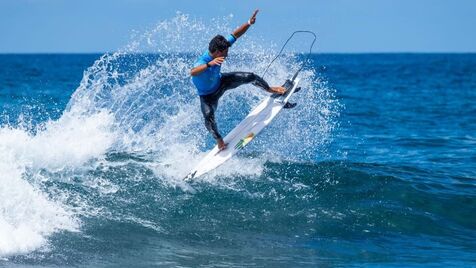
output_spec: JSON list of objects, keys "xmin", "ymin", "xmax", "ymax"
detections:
[
  {"xmin": 294, "ymin": 87, "xmax": 301, "ymax": 93},
  {"xmin": 184, "ymin": 171, "xmax": 197, "ymax": 181},
  {"xmin": 283, "ymin": 102, "xmax": 297, "ymax": 109}
]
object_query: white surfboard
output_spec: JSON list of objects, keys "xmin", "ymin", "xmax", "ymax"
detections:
[{"xmin": 185, "ymin": 77, "xmax": 301, "ymax": 181}]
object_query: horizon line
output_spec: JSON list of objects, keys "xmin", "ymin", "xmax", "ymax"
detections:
[{"xmin": 1, "ymin": 51, "xmax": 476, "ymax": 55}]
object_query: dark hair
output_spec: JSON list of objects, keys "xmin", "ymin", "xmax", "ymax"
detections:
[{"xmin": 208, "ymin": 35, "xmax": 231, "ymax": 53}]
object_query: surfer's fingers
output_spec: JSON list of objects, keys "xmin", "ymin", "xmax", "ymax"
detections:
[
  {"xmin": 210, "ymin": 57, "xmax": 224, "ymax": 66},
  {"xmin": 249, "ymin": 10, "xmax": 259, "ymax": 24}
]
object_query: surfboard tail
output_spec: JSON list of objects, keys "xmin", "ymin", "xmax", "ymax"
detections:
[{"xmin": 184, "ymin": 171, "xmax": 197, "ymax": 181}]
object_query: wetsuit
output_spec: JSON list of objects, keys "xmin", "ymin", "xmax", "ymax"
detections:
[{"xmin": 192, "ymin": 34, "xmax": 271, "ymax": 140}]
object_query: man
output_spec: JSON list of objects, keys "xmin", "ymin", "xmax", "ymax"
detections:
[{"xmin": 190, "ymin": 10, "xmax": 286, "ymax": 151}]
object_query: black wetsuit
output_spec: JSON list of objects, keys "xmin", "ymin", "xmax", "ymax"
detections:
[{"xmin": 200, "ymin": 72, "xmax": 271, "ymax": 140}]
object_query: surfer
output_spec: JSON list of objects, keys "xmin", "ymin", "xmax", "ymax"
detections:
[{"xmin": 190, "ymin": 9, "xmax": 286, "ymax": 151}]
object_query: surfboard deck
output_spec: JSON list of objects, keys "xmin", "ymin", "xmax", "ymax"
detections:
[{"xmin": 184, "ymin": 77, "xmax": 301, "ymax": 181}]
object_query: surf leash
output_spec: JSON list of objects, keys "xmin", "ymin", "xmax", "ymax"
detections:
[{"xmin": 261, "ymin": 30, "xmax": 317, "ymax": 82}]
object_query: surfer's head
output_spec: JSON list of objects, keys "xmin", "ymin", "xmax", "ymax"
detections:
[{"xmin": 209, "ymin": 35, "xmax": 230, "ymax": 58}]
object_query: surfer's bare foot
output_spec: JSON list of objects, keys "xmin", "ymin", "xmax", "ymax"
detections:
[
  {"xmin": 217, "ymin": 138, "xmax": 227, "ymax": 151},
  {"xmin": 270, "ymin": 86, "xmax": 286, "ymax": 95}
]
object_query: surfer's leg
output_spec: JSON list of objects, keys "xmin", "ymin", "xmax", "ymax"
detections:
[
  {"xmin": 220, "ymin": 72, "xmax": 270, "ymax": 91},
  {"xmin": 221, "ymin": 72, "xmax": 285, "ymax": 94},
  {"xmin": 200, "ymin": 96, "xmax": 222, "ymax": 140}
]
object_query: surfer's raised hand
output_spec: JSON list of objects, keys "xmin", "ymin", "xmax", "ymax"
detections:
[
  {"xmin": 209, "ymin": 57, "xmax": 225, "ymax": 66},
  {"xmin": 233, "ymin": 9, "xmax": 259, "ymax": 39},
  {"xmin": 249, "ymin": 9, "xmax": 259, "ymax": 25}
]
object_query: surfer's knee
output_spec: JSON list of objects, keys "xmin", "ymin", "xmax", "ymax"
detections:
[
  {"xmin": 200, "ymin": 98, "xmax": 214, "ymax": 115},
  {"xmin": 202, "ymin": 107, "xmax": 214, "ymax": 122},
  {"xmin": 235, "ymin": 72, "xmax": 256, "ymax": 82},
  {"xmin": 246, "ymin": 72, "xmax": 257, "ymax": 81}
]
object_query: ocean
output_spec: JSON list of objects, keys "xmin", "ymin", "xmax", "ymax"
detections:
[{"xmin": 1, "ymin": 15, "xmax": 475, "ymax": 267}]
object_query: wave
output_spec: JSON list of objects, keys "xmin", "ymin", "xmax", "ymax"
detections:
[{"xmin": 0, "ymin": 13, "xmax": 339, "ymax": 259}]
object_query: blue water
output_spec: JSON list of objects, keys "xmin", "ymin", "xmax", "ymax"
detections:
[{"xmin": 0, "ymin": 19, "xmax": 475, "ymax": 267}]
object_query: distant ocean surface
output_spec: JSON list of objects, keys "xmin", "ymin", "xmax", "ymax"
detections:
[{"xmin": 0, "ymin": 17, "xmax": 475, "ymax": 267}]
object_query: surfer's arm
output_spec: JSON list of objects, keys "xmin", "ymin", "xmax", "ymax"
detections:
[
  {"xmin": 190, "ymin": 64, "xmax": 208, "ymax": 76},
  {"xmin": 191, "ymin": 57, "xmax": 225, "ymax": 76},
  {"xmin": 232, "ymin": 9, "xmax": 259, "ymax": 39}
]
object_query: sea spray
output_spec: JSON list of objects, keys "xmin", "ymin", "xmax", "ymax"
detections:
[
  {"xmin": 0, "ymin": 13, "xmax": 339, "ymax": 259},
  {"xmin": 65, "ymin": 13, "xmax": 339, "ymax": 180},
  {"xmin": 0, "ymin": 109, "xmax": 116, "ymax": 257}
]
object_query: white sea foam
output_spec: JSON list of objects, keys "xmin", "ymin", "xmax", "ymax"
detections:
[
  {"xmin": 0, "ymin": 158, "xmax": 78, "ymax": 256},
  {"xmin": 0, "ymin": 110, "xmax": 117, "ymax": 257},
  {"xmin": 63, "ymin": 13, "xmax": 338, "ymax": 185},
  {"xmin": 0, "ymin": 152, "xmax": 73, "ymax": 257},
  {"xmin": 0, "ymin": 111, "xmax": 116, "ymax": 171},
  {"xmin": 0, "ymin": 13, "xmax": 339, "ymax": 257}
]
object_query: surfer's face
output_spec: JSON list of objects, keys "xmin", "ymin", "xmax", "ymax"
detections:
[{"xmin": 213, "ymin": 48, "xmax": 228, "ymax": 58}]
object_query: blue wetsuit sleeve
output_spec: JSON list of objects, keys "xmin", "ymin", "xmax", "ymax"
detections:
[
  {"xmin": 226, "ymin": 34, "xmax": 236, "ymax": 46},
  {"xmin": 193, "ymin": 52, "xmax": 209, "ymax": 67},
  {"xmin": 193, "ymin": 59, "xmax": 207, "ymax": 68}
]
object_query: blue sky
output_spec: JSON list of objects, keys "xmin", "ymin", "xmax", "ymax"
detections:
[{"xmin": 1, "ymin": 0, "xmax": 475, "ymax": 53}]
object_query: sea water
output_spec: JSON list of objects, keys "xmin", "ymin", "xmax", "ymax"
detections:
[{"xmin": 0, "ymin": 14, "xmax": 475, "ymax": 267}]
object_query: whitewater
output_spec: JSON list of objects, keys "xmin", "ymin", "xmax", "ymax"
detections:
[{"xmin": 0, "ymin": 13, "xmax": 337, "ymax": 262}]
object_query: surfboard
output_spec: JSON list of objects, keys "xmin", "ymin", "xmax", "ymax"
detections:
[{"xmin": 184, "ymin": 77, "xmax": 301, "ymax": 181}]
